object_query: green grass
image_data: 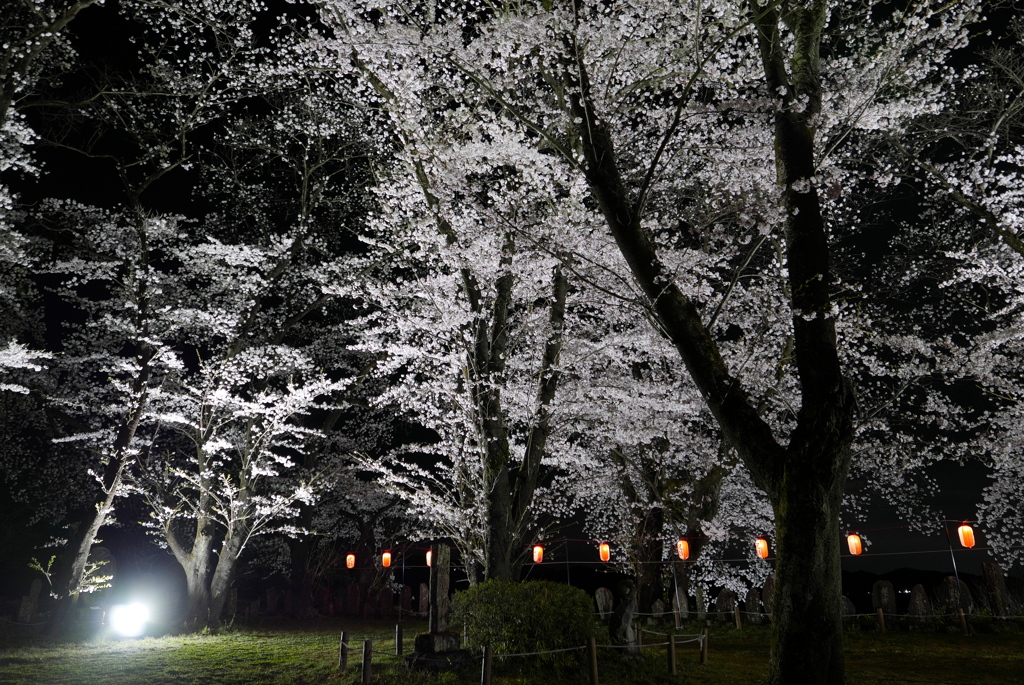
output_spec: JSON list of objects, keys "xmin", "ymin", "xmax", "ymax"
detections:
[{"xmin": 0, "ymin": 618, "xmax": 1020, "ymax": 684}]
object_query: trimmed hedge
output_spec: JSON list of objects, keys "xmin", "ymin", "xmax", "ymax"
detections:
[{"xmin": 452, "ymin": 580, "xmax": 598, "ymax": 657}]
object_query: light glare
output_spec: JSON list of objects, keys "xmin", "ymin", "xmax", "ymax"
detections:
[{"xmin": 110, "ymin": 603, "xmax": 149, "ymax": 637}]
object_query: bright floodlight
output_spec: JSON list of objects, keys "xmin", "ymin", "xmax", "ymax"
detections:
[{"xmin": 109, "ymin": 603, "xmax": 149, "ymax": 637}]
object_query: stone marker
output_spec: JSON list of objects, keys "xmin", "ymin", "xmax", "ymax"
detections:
[
  {"xmin": 761, "ymin": 573, "xmax": 775, "ymax": 617},
  {"xmin": 871, "ymin": 580, "xmax": 897, "ymax": 615},
  {"xmin": 414, "ymin": 543, "xmax": 460, "ymax": 654},
  {"xmin": 401, "ymin": 585, "xmax": 413, "ymax": 615},
  {"xmin": 17, "ymin": 579, "xmax": 42, "ymax": 623},
  {"xmin": 651, "ymin": 599, "xmax": 666, "ymax": 619},
  {"xmin": 608, "ymin": 579, "xmax": 638, "ymax": 654},
  {"xmin": 419, "ymin": 582, "xmax": 429, "ymax": 616},
  {"xmin": 672, "ymin": 588, "xmax": 688, "ymax": 620},
  {"xmin": 363, "ymin": 585, "xmax": 378, "ymax": 617},
  {"xmin": 595, "ymin": 587, "xmax": 614, "ymax": 618},
  {"xmin": 982, "ymin": 562, "xmax": 1009, "ymax": 617},
  {"xmin": 936, "ymin": 576, "xmax": 973, "ymax": 614},
  {"xmin": 716, "ymin": 589, "xmax": 736, "ymax": 622},
  {"xmin": 429, "ymin": 544, "xmax": 450, "ymax": 633},
  {"xmin": 266, "ymin": 587, "xmax": 281, "ymax": 614},
  {"xmin": 746, "ymin": 588, "xmax": 763, "ymax": 624},
  {"xmin": 227, "ymin": 588, "xmax": 238, "ymax": 617},
  {"xmin": 908, "ymin": 584, "xmax": 932, "ymax": 616},
  {"xmin": 841, "ymin": 595, "xmax": 856, "ymax": 617},
  {"xmin": 347, "ymin": 584, "xmax": 362, "ymax": 615},
  {"xmin": 696, "ymin": 585, "xmax": 707, "ymax": 620}
]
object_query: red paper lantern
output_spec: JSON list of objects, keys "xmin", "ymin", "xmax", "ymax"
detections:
[
  {"xmin": 847, "ymin": 534, "xmax": 863, "ymax": 556},
  {"xmin": 599, "ymin": 542, "xmax": 610, "ymax": 562},
  {"xmin": 677, "ymin": 539, "xmax": 690, "ymax": 561},
  {"xmin": 958, "ymin": 524, "xmax": 975, "ymax": 548},
  {"xmin": 346, "ymin": 553, "xmax": 356, "ymax": 569},
  {"xmin": 755, "ymin": 538, "xmax": 769, "ymax": 559},
  {"xmin": 382, "ymin": 551, "xmax": 392, "ymax": 568},
  {"xmin": 533, "ymin": 544, "xmax": 544, "ymax": 563}
]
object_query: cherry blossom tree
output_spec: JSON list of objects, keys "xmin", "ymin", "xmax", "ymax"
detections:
[
  {"xmin": 337, "ymin": 144, "xmax": 574, "ymax": 582},
  {"xmin": 864, "ymin": 13, "xmax": 1024, "ymax": 568},
  {"xmin": 2, "ymin": 1, "xmax": 100, "ymax": 390},
  {"xmin": 312, "ymin": 2, "xmax": 983, "ymax": 682},
  {"xmin": 37, "ymin": 202, "xmax": 187, "ymax": 634},
  {"xmin": 9, "ymin": 0, "xmax": 369, "ymax": 631},
  {"xmin": 137, "ymin": 338, "xmax": 340, "ymax": 627}
]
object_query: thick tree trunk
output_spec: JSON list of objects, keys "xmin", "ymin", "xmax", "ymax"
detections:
[
  {"xmin": 480, "ymin": 264, "xmax": 567, "ymax": 582},
  {"xmin": 635, "ymin": 507, "xmax": 665, "ymax": 614},
  {"xmin": 208, "ymin": 522, "xmax": 247, "ymax": 625},
  {"xmin": 182, "ymin": 556, "xmax": 213, "ymax": 628},
  {"xmin": 483, "ymin": 456, "xmax": 515, "ymax": 581},
  {"xmin": 561, "ymin": 5, "xmax": 854, "ymax": 678},
  {"xmin": 768, "ymin": 469, "xmax": 846, "ymax": 684},
  {"xmin": 178, "ymin": 515, "xmax": 218, "ymax": 629},
  {"xmin": 286, "ymin": 534, "xmax": 314, "ymax": 617}
]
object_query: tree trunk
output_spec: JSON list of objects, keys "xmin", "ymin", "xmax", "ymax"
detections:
[
  {"xmin": 483, "ymin": 455, "xmax": 515, "ymax": 581},
  {"xmin": 178, "ymin": 515, "xmax": 218, "ymax": 629},
  {"xmin": 768, "ymin": 480, "xmax": 845, "ymax": 683},
  {"xmin": 636, "ymin": 506, "xmax": 665, "ymax": 614},
  {"xmin": 47, "ymin": 352, "xmax": 152, "ymax": 636},
  {"xmin": 766, "ymin": 426, "xmax": 851, "ymax": 683},
  {"xmin": 286, "ymin": 534, "xmax": 314, "ymax": 617},
  {"xmin": 182, "ymin": 555, "xmax": 213, "ymax": 628},
  {"xmin": 208, "ymin": 521, "xmax": 247, "ymax": 625},
  {"xmin": 45, "ymin": 493, "xmax": 113, "ymax": 635},
  {"xmin": 560, "ymin": 4, "xmax": 855, "ymax": 677},
  {"xmin": 480, "ymin": 263, "xmax": 567, "ymax": 583}
]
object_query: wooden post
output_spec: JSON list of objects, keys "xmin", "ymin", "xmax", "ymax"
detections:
[
  {"xmin": 396, "ymin": 624, "xmax": 403, "ymax": 655},
  {"xmin": 674, "ymin": 604, "xmax": 681, "ymax": 629},
  {"xmin": 361, "ymin": 639, "xmax": 372, "ymax": 684},
  {"xmin": 958, "ymin": 607, "xmax": 970, "ymax": 636},
  {"xmin": 667, "ymin": 634, "xmax": 677, "ymax": 676},
  {"xmin": 339, "ymin": 631, "xmax": 349, "ymax": 670},
  {"xmin": 733, "ymin": 606, "xmax": 742, "ymax": 630},
  {"xmin": 700, "ymin": 627, "xmax": 708, "ymax": 664},
  {"xmin": 481, "ymin": 645, "xmax": 493, "ymax": 685},
  {"xmin": 636, "ymin": 622, "xmax": 642, "ymax": 648},
  {"xmin": 588, "ymin": 636, "xmax": 599, "ymax": 685},
  {"xmin": 876, "ymin": 608, "xmax": 886, "ymax": 634}
]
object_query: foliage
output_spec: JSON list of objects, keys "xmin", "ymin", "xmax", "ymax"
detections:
[{"xmin": 452, "ymin": 580, "xmax": 597, "ymax": 658}]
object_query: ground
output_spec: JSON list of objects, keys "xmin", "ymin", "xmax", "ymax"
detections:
[{"xmin": 0, "ymin": 617, "xmax": 1020, "ymax": 684}]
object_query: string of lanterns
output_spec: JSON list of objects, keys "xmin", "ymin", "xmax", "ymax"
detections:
[{"xmin": 342, "ymin": 522, "xmax": 979, "ymax": 569}]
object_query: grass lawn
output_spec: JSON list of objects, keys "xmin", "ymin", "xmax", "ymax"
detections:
[{"xmin": 0, "ymin": 618, "xmax": 1020, "ymax": 684}]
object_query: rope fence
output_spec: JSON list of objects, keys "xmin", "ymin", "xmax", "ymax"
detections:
[
  {"xmin": 336, "ymin": 624, "xmax": 711, "ymax": 684},
  {"xmin": 332, "ymin": 603, "xmax": 1024, "ymax": 682}
]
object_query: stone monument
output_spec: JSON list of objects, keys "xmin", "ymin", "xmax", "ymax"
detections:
[
  {"xmin": 414, "ymin": 543, "xmax": 460, "ymax": 654},
  {"xmin": 715, "ymin": 589, "xmax": 736, "ymax": 622},
  {"xmin": 908, "ymin": 584, "xmax": 932, "ymax": 616},
  {"xmin": 595, "ymin": 587, "xmax": 614, "ymax": 618},
  {"xmin": 871, "ymin": 580, "xmax": 897, "ymax": 615},
  {"xmin": 608, "ymin": 579, "xmax": 638, "ymax": 654}
]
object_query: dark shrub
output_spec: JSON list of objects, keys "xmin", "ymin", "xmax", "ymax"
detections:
[{"xmin": 452, "ymin": 580, "xmax": 597, "ymax": 658}]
